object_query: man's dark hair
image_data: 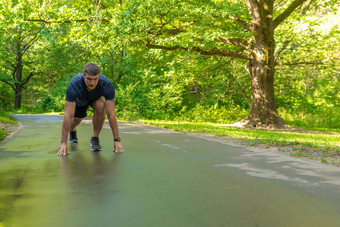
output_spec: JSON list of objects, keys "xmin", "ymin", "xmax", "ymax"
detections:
[{"xmin": 83, "ymin": 63, "xmax": 100, "ymax": 76}]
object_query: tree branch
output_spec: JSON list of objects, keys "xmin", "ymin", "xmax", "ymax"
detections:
[
  {"xmin": 275, "ymin": 40, "xmax": 291, "ymax": 61},
  {"xmin": 226, "ymin": 71, "xmax": 251, "ymax": 107},
  {"xmin": 11, "ymin": 67, "xmax": 16, "ymax": 80},
  {"xmin": 160, "ymin": 4, "xmax": 175, "ymax": 17},
  {"xmin": 22, "ymin": 25, "xmax": 45, "ymax": 55},
  {"xmin": 91, "ymin": 0, "xmax": 106, "ymax": 9},
  {"xmin": 146, "ymin": 42, "xmax": 250, "ymax": 60},
  {"xmin": 214, "ymin": 57, "xmax": 251, "ymax": 106},
  {"xmin": 228, "ymin": 15, "xmax": 253, "ymax": 31},
  {"xmin": 247, "ymin": 0, "xmax": 261, "ymax": 21},
  {"xmin": 24, "ymin": 18, "xmax": 110, "ymax": 23},
  {"xmin": 163, "ymin": 28, "xmax": 186, "ymax": 35},
  {"xmin": 142, "ymin": 27, "xmax": 187, "ymax": 38},
  {"xmin": 273, "ymin": 0, "xmax": 309, "ymax": 29},
  {"xmin": 0, "ymin": 78, "xmax": 16, "ymax": 90},
  {"xmin": 215, "ymin": 37, "xmax": 249, "ymax": 48},
  {"xmin": 274, "ymin": 0, "xmax": 287, "ymax": 11},
  {"xmin": 300, "ymin": 0, "xmax": 313, "ymax": 15},
  {"xmin": 1, "ymin": 64, "xmax": 15, "ymax": 72},
  {"xmin": 278, "ymin": 61, "xmax": 324, "ymax": 66},
  {"xmin": 22, "ymin": 72, "xmax": 34, "ymax": 86}
]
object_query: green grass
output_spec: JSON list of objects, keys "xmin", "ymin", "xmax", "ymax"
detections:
[
  {"xmin": 0, "ymin": 112, "xmax": 17, "ymax": 124},
  {"xmin": 9, "ymin": 108, "xmax": 45, "ymax": 114},
  {"xmin": 0, "ymin": 112, "xmax": 18, "ymax": 140},
  {"xmin": 137, "ymin": 120, "xmax": 340, "ymax": 154},
  {"xmin": 0, "ymin": 128, "xmax": 7, "ymax": 140}
]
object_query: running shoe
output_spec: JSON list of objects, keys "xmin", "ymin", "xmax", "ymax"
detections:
[
  {"xmin": 90, "ymin": 137, "xmax": 101, "ymax": 151},
  {"xmin": 69, "ymin": 130, "xmax": 78, "ymax": 143}
]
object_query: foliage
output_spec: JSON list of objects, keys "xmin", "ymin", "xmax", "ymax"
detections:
[
  {"xmin": 0, "ymin": 0, "xmax": 48, "ymax": 108},
  {"xmin": 35, "ymin": 75, "xmax": 72, "ymax": 112},
  {"xmin": 0, "ymin": 0, "xmax": 339, "ymax": 129},
  {"xmin": 0, "ymin": 83, "xmax": 13, "ymax": 110},
  {"xmin": 279, "ymin": 108, "xmax": 340, "ymax": 129},
  {"xmin": 173, "ymin": 104, "xmax": 248, "ymax": 124},
  {"xmin": 274, "ymin": 4, "xmax": 340, "ymax": 129}
]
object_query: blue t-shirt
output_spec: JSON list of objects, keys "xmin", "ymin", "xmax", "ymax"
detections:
[{"xmin": 66, "ymin": 73, "xmax": 115, "ymax": 107}]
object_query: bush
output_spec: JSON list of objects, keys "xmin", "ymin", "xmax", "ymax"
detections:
[
  {"xmin": 35, "ymin": 76, "xmax": 72, "ymax": 112},
  {"xmin": 0, "ymin": 84, "xmax": 13, "ymax": 110},
  {"xmin": 36, "ymin": 95, "xmax": 64, "ymax": 112},
  {"xmin": 173, "ymin": 104, "xmax": 248, "ymax": 124},
  {"xmin": 279, "ymin": 107, "xmax": 340, "ymax": 129}
]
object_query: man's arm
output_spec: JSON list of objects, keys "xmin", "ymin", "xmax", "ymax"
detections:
[
  {"xmin": 105, "ymin": 98, "xmax": 124, "ymax": 152},
  {"xmin": 57, "ymin": 101, "xmax": 76, "ymax": 156}
]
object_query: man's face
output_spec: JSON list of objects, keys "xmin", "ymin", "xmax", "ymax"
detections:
[{"xmin": 83, "ymin": 73, "xmax": 99, "ymax": 92}]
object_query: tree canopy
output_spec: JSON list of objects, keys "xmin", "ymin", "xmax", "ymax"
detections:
[{"xmin": 0, "ymin": 0, "xmax": 339, "ymax": 128}]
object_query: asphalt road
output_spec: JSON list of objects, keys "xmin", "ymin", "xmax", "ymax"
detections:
[{"xmin": 1, "ymin": 114, "xmax": 340, "ymax": 227}]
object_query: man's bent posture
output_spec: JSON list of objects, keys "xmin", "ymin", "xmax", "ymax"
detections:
[{"xmin": 57, "ymin": 63, "xmax": 124, "ymax": 155}]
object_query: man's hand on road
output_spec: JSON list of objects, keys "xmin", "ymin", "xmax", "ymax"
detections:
[
  {"xmin": 113, "ymin": 141, "xmax": 124, "ymax": 153},
  {"xmin": 57, "ymin": 142, "xmax": 69, "ymax": 156}
]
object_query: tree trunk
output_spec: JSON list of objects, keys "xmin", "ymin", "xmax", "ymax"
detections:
[
  {"xmin": 245, "ymin": 59, "xmax": 285, "ymax": 128},
  {"xmin": 244, "ymin": 0, "xmax": 285, "ymax": 128},
  {"xmin": 14, "ymin": 84, "xmax": 22, "ymax": 109},
  {"xmin": 14, "ymin": 53, "xmax": 23, "ymax": 109}
]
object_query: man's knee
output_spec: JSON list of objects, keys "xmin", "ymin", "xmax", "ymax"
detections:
[{"xmin": 93, "ymin": 97, "xmax": 105, "ymax": 113}]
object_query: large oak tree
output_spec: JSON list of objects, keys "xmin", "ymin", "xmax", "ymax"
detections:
[{"xmin": 114, "ymin": 0, "xmax": 318, "ymax": 127}]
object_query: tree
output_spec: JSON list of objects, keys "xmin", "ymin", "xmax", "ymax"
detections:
[
  {"xmin": 0, "ymin": 0, "xmax": 45, "ymax": 109},
  {"xmin": 9, "ymin": 0, "xmax": 337, "ymax": 128},
  {"xmin": 113, "ymin": 0, "xmax": 330, "ymax": 128}
]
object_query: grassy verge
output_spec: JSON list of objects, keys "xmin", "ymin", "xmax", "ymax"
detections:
[
  {"xmin": 0, "ymin": 112, "xmax": 18, "ymax": 140},
  {"xmin": 137, "ymin": 120, "xmax": 340, "ymax": 166},
  {"xmin": 0, "ymin": 128, "xmax": 6, "ymax": 140}
]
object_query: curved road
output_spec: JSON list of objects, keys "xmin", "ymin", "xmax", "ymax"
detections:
[{"xmin": 0, "ymin": 114, "xmax": 340, "ymax": 226}]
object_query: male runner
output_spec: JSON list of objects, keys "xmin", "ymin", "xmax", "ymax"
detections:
[{"xmin": 57, "ymin": 63, "xmax": 124, "ymax": 155}]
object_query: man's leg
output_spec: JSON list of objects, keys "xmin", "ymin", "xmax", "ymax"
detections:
[
  {"xmin": 69, "ymin": 105, "xmax": 88, "ymax": 143},
  {"xmin": 92, "ymin": 97, "xmax": 105, "ymax": 137},
  {"xmin": 68, "ymin": 117, "xmax": 82, "ymax": 143},
  {"xmin": 71, "ymin": 117, "xmax": 83, "ymax": 132}
]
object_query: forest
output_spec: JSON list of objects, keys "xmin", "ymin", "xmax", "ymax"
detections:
[{"xmin": 0, "ymin": 0, "xmax": 339, "ymax": 129}]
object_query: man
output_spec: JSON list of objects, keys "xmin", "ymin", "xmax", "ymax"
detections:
[{"xmin": 57, "ymin": 63, "xmax": 124, "ymax": 156}]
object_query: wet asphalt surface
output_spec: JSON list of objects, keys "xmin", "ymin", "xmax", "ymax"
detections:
[{"xmin": 1, "ymin": 114, "xmax": 340, "ymax": 227}]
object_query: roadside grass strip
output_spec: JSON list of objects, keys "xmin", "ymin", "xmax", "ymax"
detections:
[
  {"xmin": 0, "ymin": 112, "xmax": 17, "ymax": 124},
  {"xmin": 0, "ymin": 112, "xmax": 18, "ymax": 140},
  {"xmin": 139, "ymin": 121, "xmax": 340, "ymax": 154}
]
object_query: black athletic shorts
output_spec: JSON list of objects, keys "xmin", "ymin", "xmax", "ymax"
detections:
[
  {"xmin": 74, "ymin": 96, "xmax": 106, "ymax": 118},
  {"xmin": 74, "ymin": 103, "xmax": 92, "ymax": 118}
]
